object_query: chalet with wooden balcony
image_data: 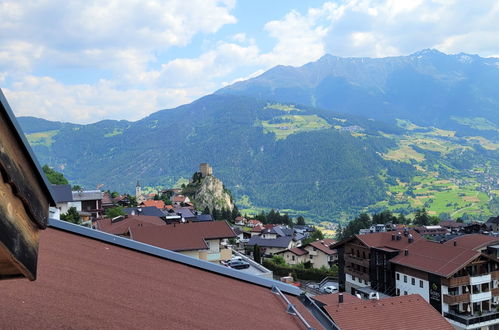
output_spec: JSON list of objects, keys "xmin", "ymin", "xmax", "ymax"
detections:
[
  {"xmin": 333, "ymin": 229, "xmax": 423, "ymax": 295},
  {"xmin": 0, "ymin": 89, "xmax": 55, "ymax": 280},
  {"xmin": 390, "ymin": 234, "xmax": 499, "ymax": 330}
]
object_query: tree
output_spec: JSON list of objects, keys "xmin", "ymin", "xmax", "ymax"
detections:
[
  {"xmin": 203, "ymin": 206, "xmax": 211, "ymax": 215},
  {"xmin": 413, "ymin": 208, "xmax": 430, "ymax": 226},
  {"xmin": 271, "ymin": 255, "xmax": 285, "ymax": 265},
  {"xmin": 253, "ymin": 244, "xmax": 261, "ymax": 264},
  {"xmin": 105, "ymin": 206, "xmax": 125, "ymax": 219},
  {"xmin": 336, "ymin": 213, "xmax": 372, "ymax": 240},
  {"xmin": 296, "ymin": 216, "xmax": 306, "ymax": 226},
  {"xmin": 42, "ymin": 165, "xmax": 68, "ymax": 185},
  {"xmin": 372, "ymin": 210, "xmax": 397, "ymax": 224},
  {"xmin": 302, "ymin": 228, "xmax": 325, "ymax": 245},
  {"xmin": 60, "ymin": 207, "xmax": 80, "ymax": 224},
  {"xmin": 72, "ymin": 185, "xmax": 82, "ymax": 191}
]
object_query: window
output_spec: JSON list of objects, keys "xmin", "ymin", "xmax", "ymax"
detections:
[
  {"xmin": 352, "ymin": 276, "xmax": 356, "ymax": 281},
  {"xmin": 313, "ymin": 247, "xmax": 317, "ymax": 251},
  {"xmin": 396, "ymin": 273, "xmax": 400, "ymax": 280},
  {"xmin": 362, "ymin": 251, "xmax": 366, "ymax": 258},
  {"xmin": 396, "ymin": 288, "xmax": 400, "ymax": 296},
  {"xmin": 292, "ymin": 256, "xmax": 295, "ymax": 261},
  {"xmin": 404, "ymin": 275, "xmax": 407, "ymax": 283},
  {"xmin": 411, "ymin": 278, "xmax": 415, "ymax": 285},
  {"xmin": 404, "ymin": 291, "xmax": 408, "ymax": 295},
  {"xmin": 309, "ymin": 255, "xmax": 313, "ymax": 260},
  {"xmin": 420, "ymin": 280, "xmax": 423, "ymax": 288}
]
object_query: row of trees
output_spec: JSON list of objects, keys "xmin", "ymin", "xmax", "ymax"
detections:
[
  {"xmin": 335, "ymin": 208, "xmax": 456, "ymax": 240},
  {"xmin": 247, "ymin": 209, "xmax": 308, "ymax": 227}
]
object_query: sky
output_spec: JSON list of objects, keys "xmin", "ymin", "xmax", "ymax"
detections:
[{"xmin": 1, "ymin": 0, "xmax": 499, "ymax": 124}]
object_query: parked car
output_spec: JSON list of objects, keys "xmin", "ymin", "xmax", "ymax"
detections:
[
  {"xmin": 323, "ymin": 285, "xmax": 337, "ymax": 294},
  {"xmin": 230, "ymin": 256, "xmax": 244, "ymax": 262},
  {"xmin": 228, "ymin": 260, "xmax": 250, "ymax": 269}
]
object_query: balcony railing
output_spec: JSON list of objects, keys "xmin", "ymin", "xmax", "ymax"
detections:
[
  {"xmin": 345, "ymin": 267, "xmax": 370, "ymax": 282},
  {"xmin": 443, "ymin": 293, "xmax": 470, "ymax": 305},
  {"xmin": 344, "ymin": 254, "xmax": 370, "ymax": 267},
  {"xmin": 442, "ymin": 276, "xmax": 470, "ymax": 287},
  {"xmin": 445, "ymin": 311, "xmax": 499, "ymax": 326}
]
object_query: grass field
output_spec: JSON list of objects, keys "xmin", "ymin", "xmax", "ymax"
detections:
[
  {"xmin": 261, "ymin": 114, "xmax": 331, "ymax": 140},
  {"xmin": 104, "ymin": 129, "xmax": 124, "ymax": 137},
  {"xmin": 264, "ymin": 103, "xmax": 301, "ymax": 112},
  {"xmin": 451, "ymin": 116, "xmax": 499, "ymax": 131},
  {"xmin": 26, "ymin": 130, "xmax": 59, "ymax": 147}
]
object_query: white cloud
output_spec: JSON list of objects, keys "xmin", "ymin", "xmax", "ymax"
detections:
[
  {"xmin": 2, "ymin": 0, "xmax": 499, "ymax": 124},
  {"xmin": 5, "ymin": 76, "xmax": 203, "ymax": 123},
  {"xmin": 0, "ymin": 0, "xmax": 237, "ymax": 76}
]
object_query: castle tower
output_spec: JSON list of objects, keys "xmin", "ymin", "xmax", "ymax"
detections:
[{"xmin": 200, "ymin": 163, "xmax": 213, "ymax": 177}]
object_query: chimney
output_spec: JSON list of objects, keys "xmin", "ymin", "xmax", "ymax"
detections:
[
  {"xmin": 404, "ymin": 249, "xmax": 408, "ymax": 256},
  {"xmin": 391, "ymin": 234, "xmax": 395, "ymax": 241},
  {"xmin": 408, "ymin": 234, "xmax": 413, "ymax": 243},
  {"xmin": 453, "ymin": 241, "xmax": 457, "ymax": 246},
  {"xmin": 339, "ymin": 293, "xmax": 344, "ymax": 304}
]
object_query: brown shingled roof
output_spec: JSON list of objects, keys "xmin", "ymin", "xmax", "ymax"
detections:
[
  {"xmin": 444, "ymin": 234, "xmax": 499, "ymax": 250},
  {"xmin": 390, "ymin": 239, "xmax": 480, "ymax": 277},
  {"xmin": 95, "ymin": 215, "xmax": 166, "ymax": 236},
  {"xmin": 324, "ymin": 294, "xmax": 453, "ymax": 330},
  {"xmin": 0, "ymin": 228, "xmax": 317, "ymax": 329},
  {"xmin": 282, "ymin": 247, "xmax": 308, "ymax": 256},
  {"xmin": 355, "ymin": 230, "xmax": 423, "ymax": 249},
  {"xmin": 129, "ymin": 220, "xmax": 236, "ymax": 252},
  {"xmin": 307, "ymin": 239, "xmax": 336, "ymax": 255}
]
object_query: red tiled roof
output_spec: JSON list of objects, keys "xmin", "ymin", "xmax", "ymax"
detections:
[
  {"xmin": 248, "ymin": 219, "xmax": 262, "ymax": 225},
  {"xmin": 390, "ymin": 239, "xmax": 480, "ymax": 277},
  {"xmin": 95, "ymin": 215, "xmax": 166, "ymax": 235},
  {"xmin": 0, "ymin": 228, "xmax": 317, "ymax": 329},
  {"xmin": 129, "ymin": 220, "xmax": 237, "ymax": 251},
  {"xmin": 444, "ymin": 234, "xmax": 499, "ymax": 250},
  {"xmin": 307, "ymin": 239, "xmax": 336, "ymax": 255},
  {"xmin": 251, "ymin": 225, "xmax": 264, "ymax": 232},
  {"xmin": 324, "ymin": 294, "xmax": 453, "ymax": 330},
  {"xmin": 140, "ymin": 200, "xmax": 166, "ymax": 209}
]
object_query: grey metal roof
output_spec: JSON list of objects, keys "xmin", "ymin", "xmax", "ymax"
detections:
[
  {"xmin": 47, "ymin": 218, "xmax": 301, "ymax": 296},
  {"xmin": 72, "ymin": 190, "xmax": 103, "ymax": 201},
  {"xmin": 0, "ymin": 89, "xmax": 55, "ymax": 207},
  {"xmin": 49, "ymin": 184, "xmax": 73, "ymax": 203},
  {"xmin": 247, "ymin": 236, "xmax": 293, "ymax": 248},
  {"xmin": 123, "ymin": 206, "xmax": 166, "ymax": 218},
  {"xmin": 194, "ymin": 214, "xmax": 214, "ymax": 222}
]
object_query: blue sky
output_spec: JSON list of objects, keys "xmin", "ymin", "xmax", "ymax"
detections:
[{"xmin": 1, "ymin": 0, "xmax": 499, "ymax": 123}]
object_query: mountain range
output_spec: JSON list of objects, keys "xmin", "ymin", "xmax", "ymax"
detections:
[{"xmin": 18, "ymin": 50, "xmax": 499, "ymax": 222}]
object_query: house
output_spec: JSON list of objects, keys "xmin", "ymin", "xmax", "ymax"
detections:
[
  {"xmin": 390, "ymin": 235, "xmax": 499, "ymax": 329},
  {"xmin": 246, "ymin": 236, "xmax": 295, "ymax": 256},
  {"xmin": 0, "ymin": 89, "xmax": 55, "ymax": 280},
  {"xmin": 0, "ymin": 219, "xmax": 330, "ymax": 329},
  {"xmin": 247, "ymin": 219, "xmax": 262, "ymax": 228},
  {"xmin": 129, "ymin": 221, "xmax": 237, "ymax": 262},
  {"xmin": 250, "ymin": 225, "xmax": 264, "ymax": 236},
  {"xmin": 415, "ymin": 225, "xmax": 448, "ymax": 236},
  {"xmin": 48, "ymin": 184, "xmax": 73, "ymax": 219},
  {"xmin": 94, "ymin": 214, "xmax": 166, "ymax": 236},
  {"xmin": 172, "ymin": 194, "xmax": 190, "ymax": 206},
  {"xmin": 313, "ymin": 293, "xmax": 452, "ymax": 330},
  {"xmin": 235, "ymin": 216, "xmax": 247, "ymax": 226},
  {"xmin": 334, "ymin": 229, "xmax": 424, "ymax": 295},
  {"xmin": 123, "ymin": 206, "xmax": 166, "ymax": 218},
  {"xmin": 72, "ymin": 189, "xmax": 104, "ymax": 219},
  {"xmin": 277, "ymin": 239, "xmax": 337, "ymax": 269},
  {"xmin": 139, "ymin": 200, "xmax": 166, "ymax": 209}
]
